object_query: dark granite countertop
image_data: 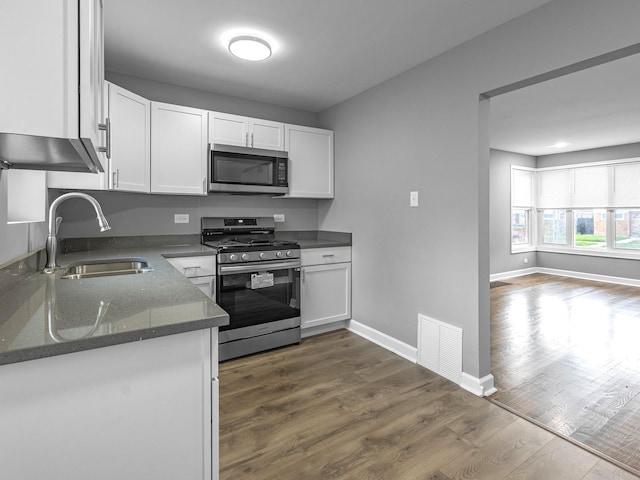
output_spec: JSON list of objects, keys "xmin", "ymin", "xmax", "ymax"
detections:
[
  {"xmin": 0, "ymin": 236, "xmax": 228, "ymax": 366},
  {"xmin": 276, "ymin": 230, "xmax": 352, "ymax": 249}
]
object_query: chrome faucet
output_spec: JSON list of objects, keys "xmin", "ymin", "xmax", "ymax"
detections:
[{"xmin": 43, "ymin": 192, "xmax": 111, "ymax": 273}]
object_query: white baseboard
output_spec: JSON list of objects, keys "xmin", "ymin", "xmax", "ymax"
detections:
[
  {"xmin": 537, "ymin": 267, "xmax": 640, "ymax": 287},
  {"xmin": 349, "ymin": 319, "xmax": 498, "ymax": 397},
  {"xmin": 347, "ymin": 319, "xmax": 417, "ymax": 363},
  {"xmin": 490, "ymin": 267, "xmax": 537, "ymax": 282},
  {"xmin": 460, "ymin": 372, "xmax": 497, "ymax": 397},
  {"xmin": 491, "ymin": 266, "xmax": 640, "ymax": 288}
]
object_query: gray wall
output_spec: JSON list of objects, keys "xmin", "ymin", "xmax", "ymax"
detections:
[
  {"xmin": 106, "ymin": 72, "xmax": 319, "ymax": 127},
  {"xmin": 317, "ymin": 0, "xmax": 640, "ymax": 380},
  {"xmin": 490, "ymin": 149, "xmax": 537, "ymax": 275},
  {"xmin": 536, "ymin": 142, "xmax": 640, "ymax": 279},
  {"xmin": 57, "ymin": 191, "xmax": 318, "ymax": 239}
]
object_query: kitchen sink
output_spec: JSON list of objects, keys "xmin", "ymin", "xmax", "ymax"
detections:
[{"xmin": 62, "ymin": 257, "xmax": 153, "ymax": 279}]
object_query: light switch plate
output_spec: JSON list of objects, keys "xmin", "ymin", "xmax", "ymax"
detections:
[
  {"xmin": 410, "ymin": 191, "xmax": 419, "ymax": 207},
  {"xmin": 274, "ymin": 213, "xmax": 285, "ymax": 222},
  {"xmin": 174, "ymin": 214, "xmax": 190, "ymax": 224}
]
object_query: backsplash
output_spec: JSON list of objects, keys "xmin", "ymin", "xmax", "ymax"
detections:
[{"xmin": 54, "ymin": 191, "xmax": 320, "ymax": 239}]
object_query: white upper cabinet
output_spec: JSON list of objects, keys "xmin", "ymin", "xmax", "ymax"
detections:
[
  {"xmin": 108, "ymin": 82, "xmax": 151, "ymax": 193},
  {"xmin": 0, "ymin": 0, "xmax": 106, "ymax": 172},
  {"xmin": 209, "ymin": 112, "xmax": 284, "ymax": 151},
  {"xmin": 249, "ymin": 118, "xmax": 285, "ymax": 150},
  {"xmin": 285, "ymin": 125, "xmax": 334, "ymax": 198},
  {"xmin": 209, "ymin": 112, "xmax": 248, "ymax": 147},
  {"xmin": 151, "ymin": 102, "xmax": 208, "ymax": 195}
]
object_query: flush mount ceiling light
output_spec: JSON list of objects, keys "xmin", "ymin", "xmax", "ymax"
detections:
[{"xmin": 228, "ymin": 35, "xmax": 272, "ymax": 61}]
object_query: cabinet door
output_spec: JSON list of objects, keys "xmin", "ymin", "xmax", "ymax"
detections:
[
  {"xmin": 301, "ymin": 262, "xmax": 351, "ymax": 328},
  {"xmin": 0, "ymin": 0, "xmax": 78, "ymax": 138},
  {"xmin": 151, "ymin": 102, "xmax": 208, "ymax": 195},
  {"xmin": 209, "ymin": 112, "xmax": 248, "ymax": 147},
  {"xmin": 249, "ymin": 118, "xmax": 285, "ymax": 150},
  {"xmin": 79, "ymin": 0, "xmax": 106, "ymax": 172},
  {"xmin": 285, "ymin": 125, "xmax": 334, "ymax": 198},
  {"xmin": 108, "ymin": 83, "xmax": 151, "ymax": 193}
]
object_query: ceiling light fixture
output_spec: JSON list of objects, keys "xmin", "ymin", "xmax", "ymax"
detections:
[{"xmin": 228, "ymin": 35, "xmax": 272, "ymax": 61}]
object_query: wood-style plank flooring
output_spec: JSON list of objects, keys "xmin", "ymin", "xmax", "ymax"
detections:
[
  {"xmin": 490, "ymin": 273, "xmax": 640, "ymax": 477},
  {"xmin": 219, "ymin": 329, "xmax": 635, "ymax": 479}
]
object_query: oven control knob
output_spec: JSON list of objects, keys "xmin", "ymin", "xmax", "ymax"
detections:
[
  {"xmin": 229, "ymin": 254, "xmax": 238, "ymax": 262},
  {"xmin": 259, "ymin": 252, "xmax": 265, "ymax": 259},
  {"xmin": 276, "ymin": 251, "xmax": 283, "ymax": 258},
  {"xmin": 286, "ymin": 250, "xmax": 293, "ymax": 257},
  {"xmin": 241, "ymin": 253, "xmax": 249, "ymax": 261}
]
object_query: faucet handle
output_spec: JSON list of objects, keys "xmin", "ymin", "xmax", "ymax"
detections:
[{"xmin": 55, "ymin": 216, "xmax": 62, "ymax": 235}]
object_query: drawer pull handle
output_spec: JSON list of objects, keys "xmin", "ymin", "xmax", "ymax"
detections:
[{"xmin": 322, "ymin": 254, "xmax": 335, "ymax": 258}]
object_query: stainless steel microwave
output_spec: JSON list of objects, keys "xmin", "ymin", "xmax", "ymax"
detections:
[{"xmin": 209, "ymin": 143, "xmax": 288, "ymax": 195}]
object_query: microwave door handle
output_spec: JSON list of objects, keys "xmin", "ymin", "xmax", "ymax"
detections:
[{"xmin": 219, "ymin": 261, "xmax": 301, "ymax": 275}]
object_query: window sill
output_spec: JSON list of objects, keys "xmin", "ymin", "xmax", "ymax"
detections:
[
  {"xmin": 511, "ymin": 245, "xmax": 535, "ymax": 254},
  {"xmin": 537, "ymin": 246, "xmax": 640, "ymax": 261}
]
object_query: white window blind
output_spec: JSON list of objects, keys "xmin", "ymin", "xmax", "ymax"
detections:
[
  {"xmin": 537, "ymin": 169, "xmax": 571, "ymax": 208},
  {"xmin": 511, "ymin": 168, "xmax": 534, "ymax": 207},
  {"xmin": 573, "ymin": 165, "xmax": 608, "ymax": 207},
  {"xmin": 613, "ymin": 162, "xmax": 640, "ymax": 207}
]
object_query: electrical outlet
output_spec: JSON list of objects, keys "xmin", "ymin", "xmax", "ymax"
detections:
[
  {"xmin": 410, "ymin": 191, "xmax": 419, "ymax": 207},
  {"xmin": 174, "ymin": 214, "xmax": 189, "ymax": 224},
  {"xmin": 274, "ymin": 213, "xmax": 285, "ymax": 222}
]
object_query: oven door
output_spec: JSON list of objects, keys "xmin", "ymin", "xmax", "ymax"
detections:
[{"xmin": 217, "ymin": 260, "xmax": 300, "ymax": 333}]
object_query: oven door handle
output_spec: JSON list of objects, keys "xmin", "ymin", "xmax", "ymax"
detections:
[{"xmin": 219, "ymin": 261, "xmax": 301, "ymax": 275}]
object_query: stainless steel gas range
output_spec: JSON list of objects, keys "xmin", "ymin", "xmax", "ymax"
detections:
[{"xmin": 201, "ymin": 217, "xmax": 301, "ymax": 361}]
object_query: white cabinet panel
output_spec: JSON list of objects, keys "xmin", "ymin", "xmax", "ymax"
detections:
[
  {"xmin": 1, "ymin": 0, "xmax": 106, "ymax": 172},
  {"xmin": 285, "ymin": 125, "xmax": 334, "ymax": 198},
  {"xmin": 151, "ymin": 102, "xmax": 208, "ymax": 195},
  {"xmin": 209, "ymin": 112, "xmax": 284, "ymax": 150},
  {"xmin": 301, "ymin": 246, "xmax": 352, "ymax": 266},
  {"xmin": 249, "ymin": 118, "xmax": 285, "ymax": 150},
  {"xmin": 301, "ymin": 262, "xmax": 352, "ymax": 329},
  {"xmin": 0, "ymin": 1, "xmax": 78, "ymax": 138},
  {"xmin": 209, "ymin": 112, "xmax": 249, "ymax": 147},
  {"xmin": 108, "ymin": 82, "xmax": 151, "ymax": 192},
  {"xmin": 0, "ymin": 329, "xmax": 214, "ymax": 480},
  {"xmin": 165, "ymin": 255, "xmax": 217, "ymax": 277}
]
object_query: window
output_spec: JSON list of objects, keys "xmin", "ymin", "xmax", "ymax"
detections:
[
  {"xmin": 574, "ymin": 209, "xmax": 606, "ymax": 249},
  {"xmin": 512, "ymin": 208, "xmax": 529, "ymax": 245},
  {"xmin": 615, "ymin": 209, "xmax": 640, "ymax": 250},
  {"xmin": 512, "ymin": 159, "xmax": 640, "ymax": 258},
  {"xmin": 542, "ymin": 209, "xmax": 567, "ymax": 245}
]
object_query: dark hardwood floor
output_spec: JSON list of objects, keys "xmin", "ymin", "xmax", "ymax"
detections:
[
  {"xmin": 490, "ymin": 273, "xmax": 640, "ymax": 477},
  {"xmin": 219, "ymin": 329, "xmax": 635, "ymax": 479}
]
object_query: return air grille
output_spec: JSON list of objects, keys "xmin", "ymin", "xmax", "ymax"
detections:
[{"xmin": 417, "ymin": 314, "xmax": 462, "ymax": 384}]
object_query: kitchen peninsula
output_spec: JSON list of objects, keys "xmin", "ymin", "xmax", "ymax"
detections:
[{"xmin": 0, "ymin": 238, "xmax": 228, "ymax": 480}]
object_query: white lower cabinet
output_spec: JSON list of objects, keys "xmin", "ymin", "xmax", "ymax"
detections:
[
  {"xmin": 301, "ymin": 247, "xmax": 352, "ymax": 330},
  {"xmin": 0, "ymin": 328, "xmax": 219, "ymax": 480},
  {"xmin": 165, "ymin": 255, "xmax": 217, "ymax": 301}
]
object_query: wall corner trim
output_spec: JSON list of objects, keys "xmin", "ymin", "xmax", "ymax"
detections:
[
  {"xmin": 347, "ymin": 319, "xmax": 417, "ymax": 363},
  {"xmin": 460, "ymin": 372, "xmax": 497, "ymax": 397}
]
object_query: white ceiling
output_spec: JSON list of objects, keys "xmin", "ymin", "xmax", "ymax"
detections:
[
  {"xmin": 104, "ymin": 0, "xmax": 552, "ymax": 112},
  {"xmin": 490, "ymin": 52, "xmax": 640, "ymax": 156},
  {"xmin": 104, "ymin": 0, "xmax": 640, "ymax": 156}
]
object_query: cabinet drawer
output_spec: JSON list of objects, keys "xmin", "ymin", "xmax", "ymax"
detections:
[
  {"xmin": 165, "ymin": 255, "xmax": 216, "ymax": 277},
  {"xmin": 301, "ymin": 246, "xmax": 351, "ymax": 266}
]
